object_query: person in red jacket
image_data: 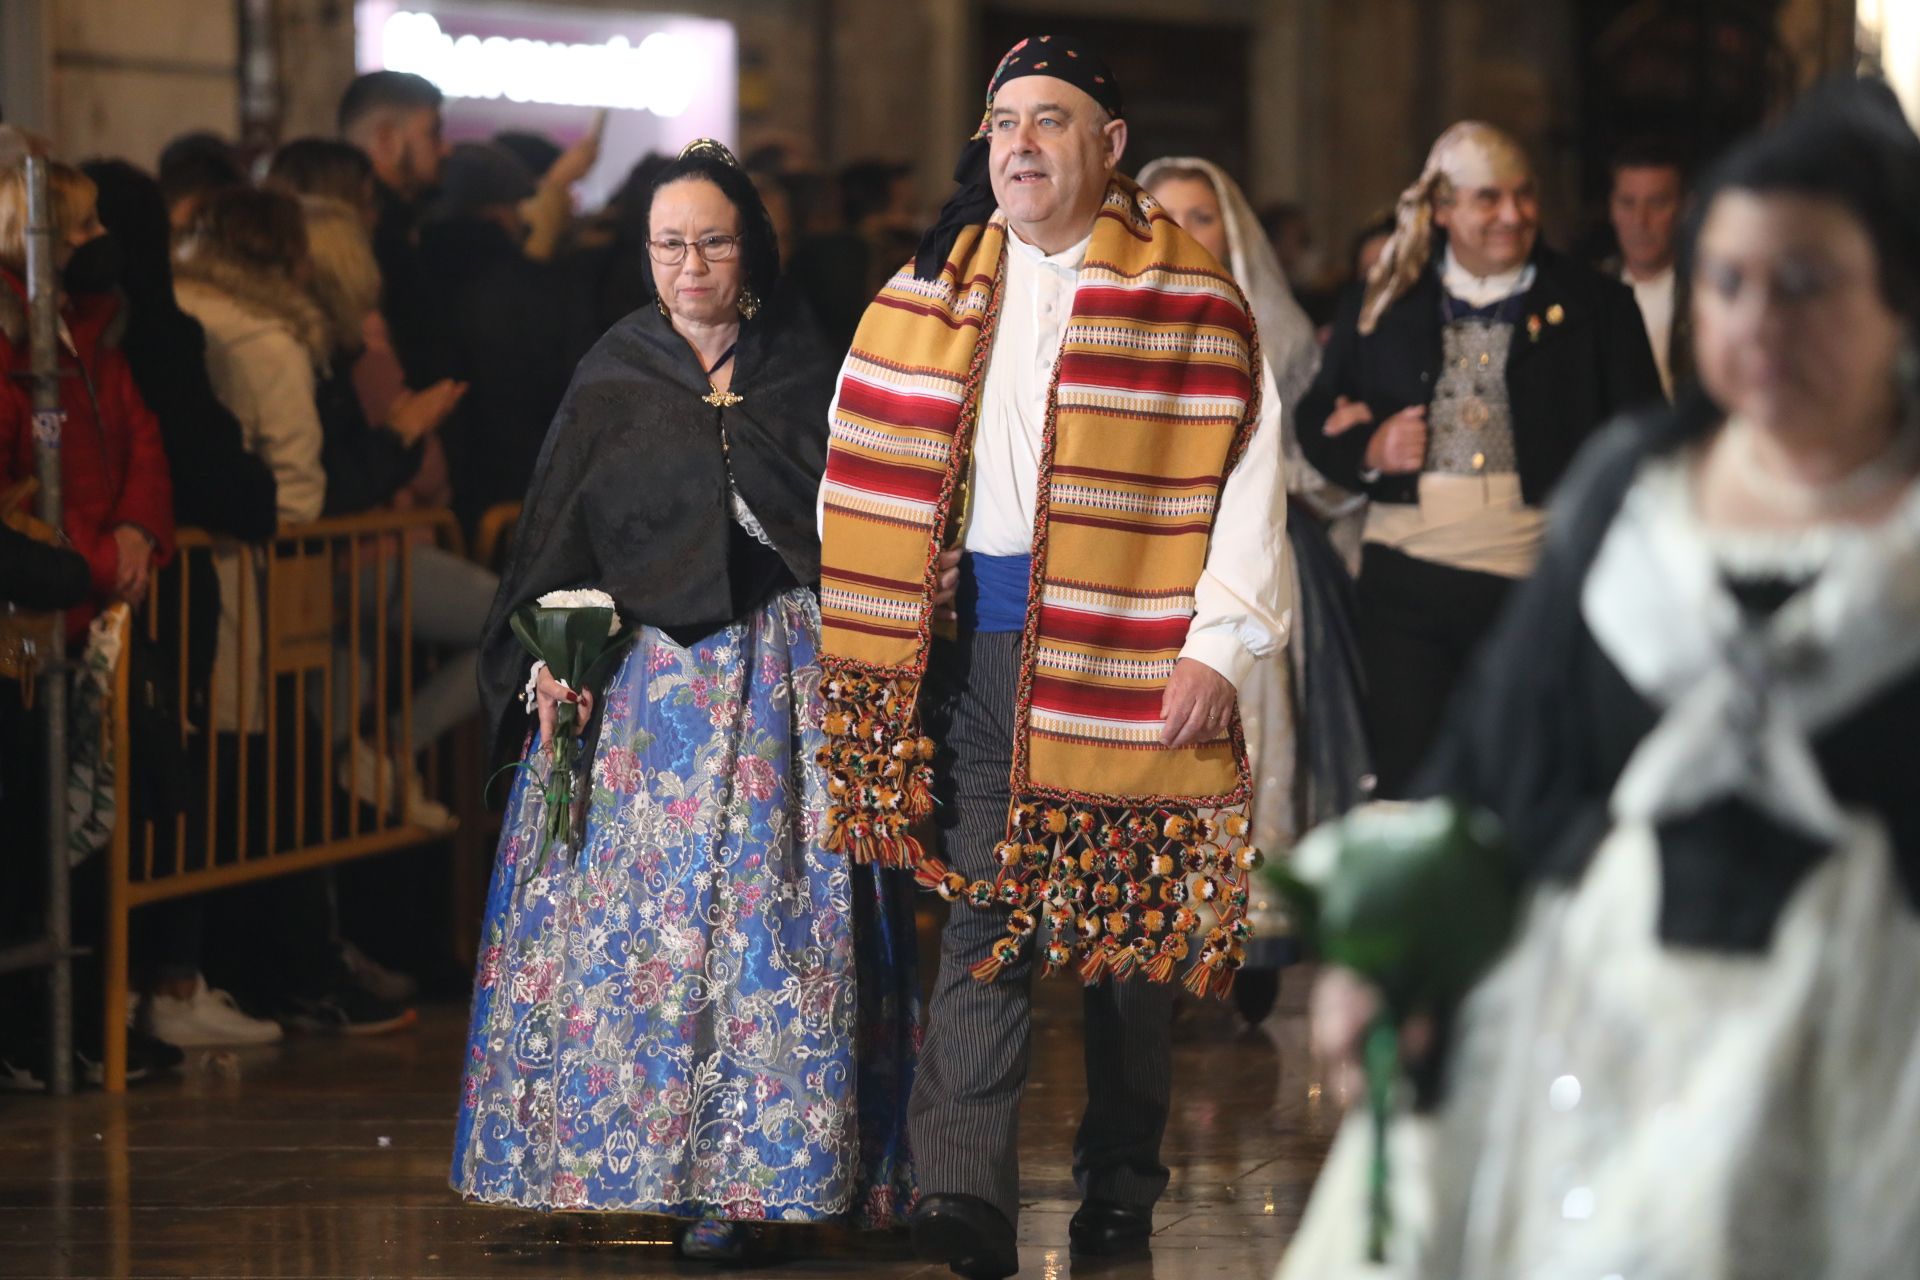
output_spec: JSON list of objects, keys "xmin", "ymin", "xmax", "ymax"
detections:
[
  {"xmin": 0, "ymin": 157, "xmax": 184, "ymax": 1091},
  {"xmin": 0, "ymin": 159, "xmax": 174, "ymax": 633}
]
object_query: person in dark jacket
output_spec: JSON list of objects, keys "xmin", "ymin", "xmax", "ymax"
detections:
[
  {"xmin": 338, "ymin": 71, "xmax": 446, "ymax": 385},
  {"xmin": 0, "ymin": 524, "xmax": 90, "ymax": 610},
  {"xmin": 299, "ymin": 191, "xmax": 483, "ymax": 836},
  {"xmin": 0, "ymin": 158, "xmax": 185, "ymax": 1088},
  {"xmin": 1296, "ymin": 121, "xmax": 1663, "ymax": 797},
  {"xmin": 412, "ymin": 142, "xmax": 594, "ymax": 533},
  {"xmin": 83, "ymin": 160, "xmax": 278, "ymax": 542},
  {"xmin": 298, "ymin": 193, "xmax": 463, "ymax": 516},
  {"xmin": 81, "ymin": 163, "xmax": 312, "ymax": 1054},
  {"xmin": 0, "ymin": 161, "xmax": 175, "ymax": 635}
]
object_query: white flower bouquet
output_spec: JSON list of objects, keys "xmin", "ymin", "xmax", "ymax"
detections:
[{"xmin": 506, "ymin": 588, "xmax": 635, "ymax": 872}]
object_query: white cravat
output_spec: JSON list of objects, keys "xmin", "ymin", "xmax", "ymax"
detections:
[
  {"xmin": 1441, "ymin": 245, "xmax": 1535, "ymax": 308},
  {"xmin": 1622, "ymin": 263, "xmax": 1676, "ymax": 399}
]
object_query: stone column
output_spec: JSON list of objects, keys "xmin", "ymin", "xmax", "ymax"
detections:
[
  {"xmin": 267, "ymin": 0, "xmax": 358, "ymax": 143},
  {"xmin": 45, "ymin": 0, "xmax": 240, "ymax": 168},
  {"xmin": 0, "ymin": 0, "xmax": 53, "ymax": 134},
  {"xmin": 1780, "ymin": 0, "xmax": 1857, "ymax": 88}
]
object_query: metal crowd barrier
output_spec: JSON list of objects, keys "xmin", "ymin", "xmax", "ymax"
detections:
[{"xmin": 100, "ymin": 509, "xmax": 464, "ymax": 1091}]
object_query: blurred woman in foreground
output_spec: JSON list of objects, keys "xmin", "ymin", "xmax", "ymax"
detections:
[{"xmin": 1282, "ymin": 81, "xmax": 1920, "ymax": 1278}]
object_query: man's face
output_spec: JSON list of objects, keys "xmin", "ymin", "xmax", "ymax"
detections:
[
  {"xmin": 392, "ymin": 106, "xmax": 447, "ymax": 197},
  {"xmin": 1434, "ymin": 169, "xmax": 1539, "ymax": 276},
  {"xmin": 1610, "ymin": 164, "xmax": 1683, "ymax": 278},
  {"xmin": 986, "ymin": 76, "xmax": 1125, "ymax": 252}
]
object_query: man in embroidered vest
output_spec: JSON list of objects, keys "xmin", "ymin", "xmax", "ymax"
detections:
[
  {"xmin": 814, "ymin": 37, "xmax": 1290, "ymax": 1279},
  {"xmin": 1297, "ymin": 122, "xmax": 1662, "ymax": 799}
]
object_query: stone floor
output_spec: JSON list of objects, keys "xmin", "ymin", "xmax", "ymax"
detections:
[{"xmin": 0, "ymin": 970, "xmax": 1336, "ymax": 1278}]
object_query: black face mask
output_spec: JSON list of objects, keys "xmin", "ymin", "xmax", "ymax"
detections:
[{"xmin": 62, "ymin": 233, "xmax": 125, "ymax": 294}]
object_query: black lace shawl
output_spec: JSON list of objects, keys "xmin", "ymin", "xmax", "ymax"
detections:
[{"xmin": 477, "ymin": 291, "xmax": 834, "ymax": 770}]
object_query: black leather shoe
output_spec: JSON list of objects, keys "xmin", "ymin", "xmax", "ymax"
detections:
[
  {"xmin": 910, "ymin": 1193, "xmax": 1019, "ymax": 1279},
  {"xmin": 1068, "ymin": 1198, "xmax": 1153, "ymax": 1256}
]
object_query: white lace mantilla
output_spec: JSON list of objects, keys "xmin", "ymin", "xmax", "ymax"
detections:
[{"xmin": 731, "ymin": 488, "xmax": 774, "ymax": 547}]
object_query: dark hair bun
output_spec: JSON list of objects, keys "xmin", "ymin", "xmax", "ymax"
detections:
[{"xmin": 1684, "ymin": 78, "xmax": 1920, "ymax": 319}]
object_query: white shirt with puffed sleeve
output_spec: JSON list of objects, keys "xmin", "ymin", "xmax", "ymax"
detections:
[{"xmin": 821, "ymin": 224, "xmax": 1292, "ymax": 689}]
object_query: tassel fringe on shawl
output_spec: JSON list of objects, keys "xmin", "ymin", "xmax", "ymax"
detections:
[{"xmin": 817, "ymin": 178, "xmax": 1268, "ymax": 994}]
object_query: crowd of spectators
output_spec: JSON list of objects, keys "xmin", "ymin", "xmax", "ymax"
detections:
[
  {"xmin": 0, "ymin": 70, "xmax": 1409, "ymax": 1089},
  {"xmin": 0, "ymin": 71, "xmax": 1002, "ymax": 1089}
]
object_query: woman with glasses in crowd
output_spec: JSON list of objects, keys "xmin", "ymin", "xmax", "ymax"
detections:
[{"xmin": 456, "ymin": 140, "xmax": 918, "ymax": 1262}]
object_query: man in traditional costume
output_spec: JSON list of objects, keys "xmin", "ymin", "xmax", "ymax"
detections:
[
  {"xmin": 1296, "ymin": 123, "xmax": 1662, "ymax": 798},
  {"xmin": 813, "ymin": 38, "xmax": 1290, "ymax": 1280},
  {"xmin": 1605, "ymin": 137, "xmax": 1690, "ymax": 398}
]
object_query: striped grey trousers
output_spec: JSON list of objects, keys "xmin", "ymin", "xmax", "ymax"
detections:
[{"xmin": 908, "ymin": 630, "xmax": 1176, "ymax": 1226}]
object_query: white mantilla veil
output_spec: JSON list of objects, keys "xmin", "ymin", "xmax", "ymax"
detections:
[
  {"xmin": 1139, "ymin": 156, "xmax": 1345, "ymax": 871},
  {"xmin": 1137, "ymin": 156, "xmax": 1321, "ymax": 416}
]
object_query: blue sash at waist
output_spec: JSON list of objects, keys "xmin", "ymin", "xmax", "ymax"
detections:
[{"xmin": 957, "ymin": 552, "xmax": 1031, "ymax": 633}]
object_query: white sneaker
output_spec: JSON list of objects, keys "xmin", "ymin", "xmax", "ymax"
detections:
[
  {"xmin": 146, "ymin": 976, "xmax": 284, "ymax": 1047},
  {"xmin": 339, "ymin": 941, "xmax": 418, "ymax": 1004},
  {"xmin": 400, "ymin": 762, "xmax": 459, "ymax": 835},
  {"xmin": 339, "ymin": 737, "xmax": 397, "ymax": 814}
]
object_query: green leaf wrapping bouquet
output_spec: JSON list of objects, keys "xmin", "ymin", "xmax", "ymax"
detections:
[
  {"xmin": 1265, "ymin": 798, "xmax": 1517, "ymax": 1262},
  {"xmin": 502, "ymin": 589, "xmax": 636, "ymax": 879}
]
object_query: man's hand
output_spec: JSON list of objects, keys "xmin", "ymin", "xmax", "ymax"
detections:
[
  {"xmin": 1362, "ymin": 404, "xmax": 1428, "ymax": 474},
  {"xmin": 1323, "ymin": 394, "xmax": 1374, "ymax": 437},
  {"xmin": 111, "ymin": 524, "xmax": 153, "ymax": 607},
  {"xmin": 931, "ymin": 547, "xmax": 962, "ymax": 623},
  {"xmin": 1159, "ymin": 657, "xmax": 1235, "ymax": 748}
]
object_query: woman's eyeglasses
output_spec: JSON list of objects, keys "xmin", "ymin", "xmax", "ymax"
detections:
[{"xmin": 648, "ymin": 234, "xmax": 741, "ymax": 265}]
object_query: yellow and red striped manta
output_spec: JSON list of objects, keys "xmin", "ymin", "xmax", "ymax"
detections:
[{"xmin": 816, "ymin": 176, "xmax": 1266, "ymax": 993}]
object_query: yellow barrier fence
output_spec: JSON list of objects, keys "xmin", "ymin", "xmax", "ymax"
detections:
[{"xmin": 103, "ymin": 509, "xmax": 465, "ymax": 1091}]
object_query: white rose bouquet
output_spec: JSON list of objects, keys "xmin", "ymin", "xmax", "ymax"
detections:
[{"xmin": 505, "ymin": 589, "xmax": 635, "ymax": 873}]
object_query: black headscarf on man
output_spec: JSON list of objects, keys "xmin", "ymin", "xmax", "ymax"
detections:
[
  {"xmin": 477, "ymin": 141, "xmax": 835, "ymax": 774},
  {"xmin": 913, "ymin": 35, "xmax": 1125, "ymax": 280}
]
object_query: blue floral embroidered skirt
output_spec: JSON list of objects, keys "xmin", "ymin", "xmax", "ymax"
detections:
[{"xmin": 452, "ymin": 588, "xmax": 919, "ymax": 1225}]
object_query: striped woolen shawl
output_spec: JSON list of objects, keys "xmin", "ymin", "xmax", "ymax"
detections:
[{"xmin": 816, "ymin": 176, "xmax": 1266, "ymax": 993}]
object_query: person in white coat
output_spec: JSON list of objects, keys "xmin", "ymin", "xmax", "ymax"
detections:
[{"xmin": 174, "ymin": 185, "xmax": 329, "ymax": 736}]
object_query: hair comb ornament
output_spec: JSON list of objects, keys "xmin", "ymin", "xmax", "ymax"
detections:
[{"xmin": 678, "ymin": 138, "xmax": 743, "ymax": 169}]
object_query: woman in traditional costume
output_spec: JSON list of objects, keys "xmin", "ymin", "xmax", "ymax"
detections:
[
  {"xmin": 1280, "ymin": 82, "xmax": 1920, "ymax": 1278},
  {"xmin": 1139, "ymin": 157, "xmax": 1372, "ymax": 1017},
  {"xmin": 453, "ymin": 141, "xmax": 917, "ymax": 1261}
]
